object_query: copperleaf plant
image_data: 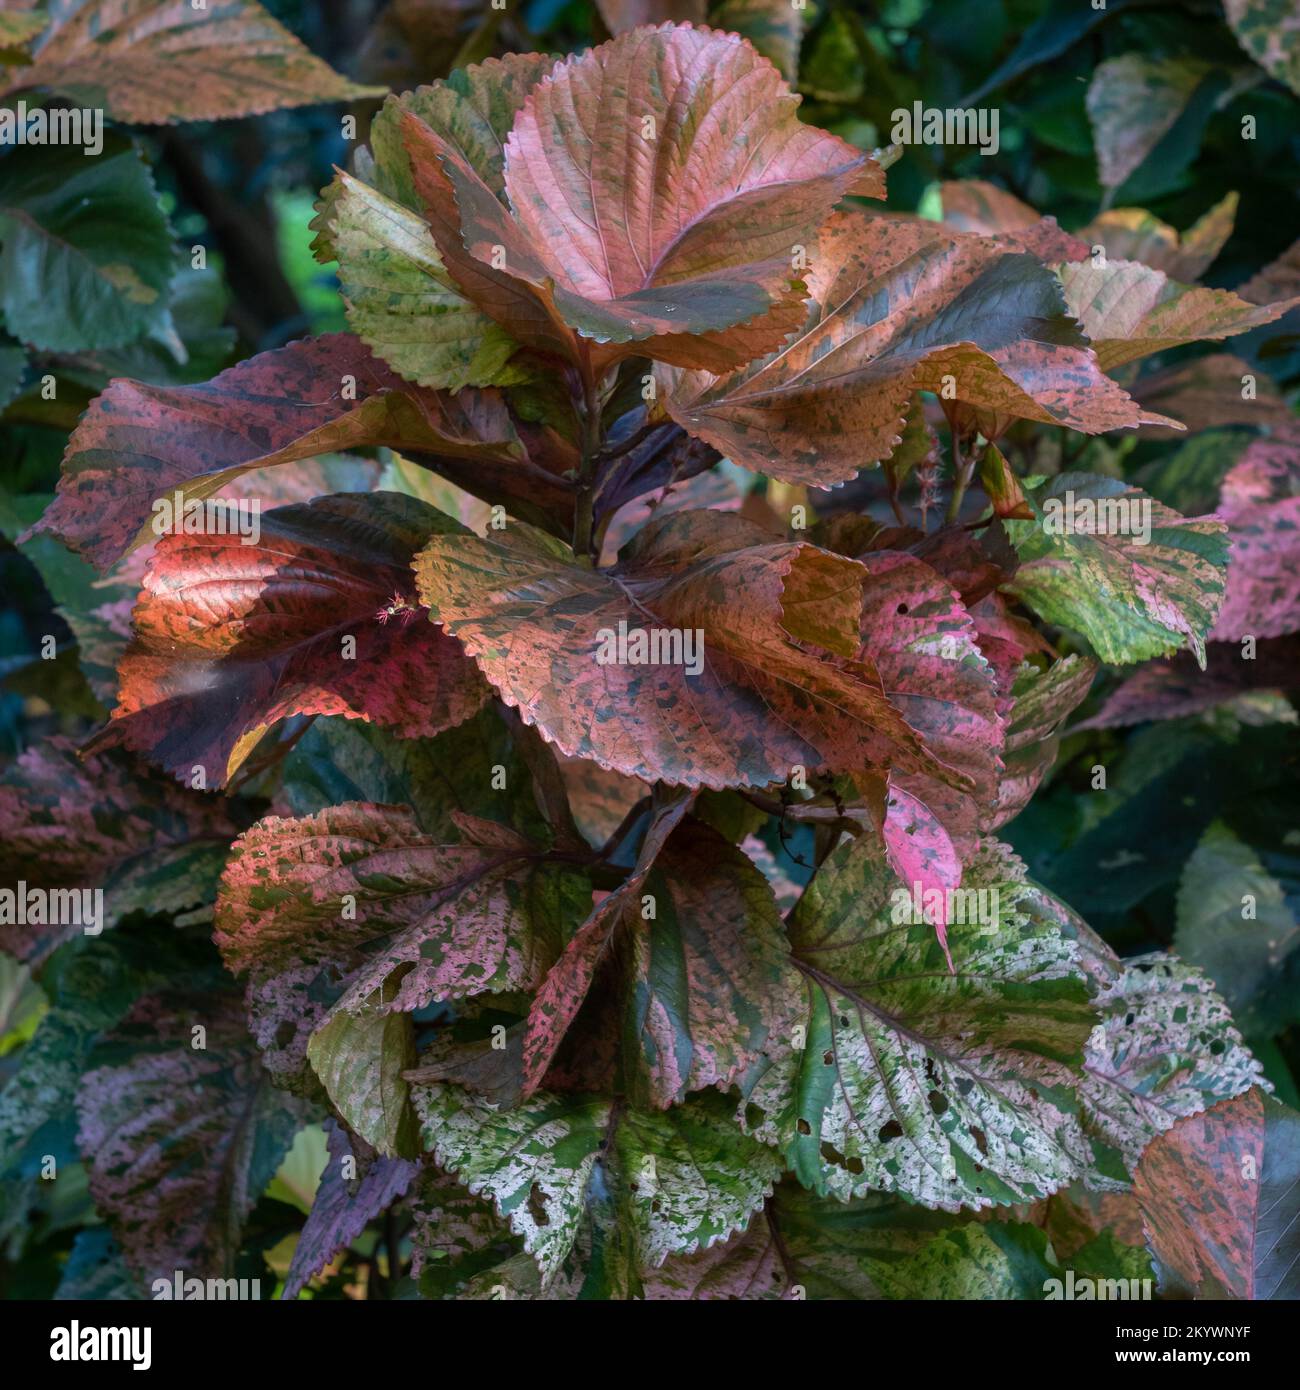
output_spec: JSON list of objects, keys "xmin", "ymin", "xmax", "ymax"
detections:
[{"xmin": 7, "ymin": 19, "xmax": 1300, "ymax": 1302}]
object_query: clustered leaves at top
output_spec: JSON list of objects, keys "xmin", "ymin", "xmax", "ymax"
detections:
[{"xmin": 4, "ymin": 13, "xmax": 1300, "ymax": 1302}]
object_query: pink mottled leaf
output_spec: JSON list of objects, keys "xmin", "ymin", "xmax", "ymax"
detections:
[
  {"xmin": 283, "ymin": 1121, "xmax": 418, "ymax": 1299},
  {"xmin": 522, "ymin": 788, "xmax": 693, "ymax": 1094},
  {"xmin": 76, "ymin": 992, "xmax": 305, "ymax": 1285},
  {"xmin": 401, "ymin": 24, "xmax": 876, "ymax": 373},
  {"xmin": 0, "ymin": 738, "xmax": 243, "ymax": 964},
  {"xmin": 217, "ymin": 801, "xmax": 588, "ymax": 1015},
  {"xmin": 1211, "ymin": 424, "xmax": 1300, "ymax": 641},
  {"xmin": 622, "ymin": 818, "xmax": 800, "ymax": 1108},
  {"xmin": 1078, "ymin": 638, "xmax": 1300, "ymax": 730},
  {"xmin": 940, "ymin": 179, "xmax": 1090, "ymax": 261}
]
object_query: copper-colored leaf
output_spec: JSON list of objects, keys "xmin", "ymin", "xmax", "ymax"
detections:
[
  {"xmin": 401, "ymin": 24, "xmax": 876, "ymax": 372},
  {"xmin": 1238, "ymin": 237, "xmax": 1300, "ymax": 306},
  {"xmin": 1134, "ymin": 1089, "xmax": 1300, "ymax": 1299},
  {"xmin": 939, "ymin": 179, "xmax": 1089, "ymax": 262},
  {"xmin": 664, "ymin": 212, "xmax": 1157, "ymax": 486},
  {"xmin": 413, "ymin": 508, "xmax": 951, "ymax": 791},
  {"xmin": 90, "ymin": 492, "xmax": 488, "ymax": 788},
  {"xmin": 12, "ymin": 0, "xmax": 383, "ymax": 124},
  {"xmin": 1055, "ymin": 258, "xmax": 1300, "ymax": 373}
]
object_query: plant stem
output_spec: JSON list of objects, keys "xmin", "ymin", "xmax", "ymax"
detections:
[{"xmin": 945, "ymin": 429, "xmax": 978, "ymax": 524}]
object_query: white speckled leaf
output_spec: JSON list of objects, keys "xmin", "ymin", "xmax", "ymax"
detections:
[
  {"xmin": 413, "ymin": 1084, "xmax": 777, "ymax": 1282},
  {"xmin": 1080, "ymin": 953, "xmax": 1266, "ymax": 1186},
  {"xmin": 738, "ymin": 837, "xmax": 1098, "ymax": 1210}
]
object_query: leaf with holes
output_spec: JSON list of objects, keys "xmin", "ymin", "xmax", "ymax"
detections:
[
  {"xmin": 1079, "ymin": 953, "xmax": 1264, "ymax": 1183},
  {"xmin": 738, "ymin": 836, "xmax": 1097, "ymax": 1209},
  {"xmin": 413, "ymin": 1083, "xmax": 779, "ymax": 1285}
]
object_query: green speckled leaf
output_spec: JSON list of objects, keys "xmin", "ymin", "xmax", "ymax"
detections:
[
  {"xmin": 1226, "ymin": 0, "xmax": 1300, "ymax": 96},
  {"xmin": 1006, "ymin": 472, "xmax": 1229, "ymax": 667},
  {"xmin": 739, "ymin": 836, "xmax": 1098, "ymax": 1209},
  {"xmin": 324, "ymin": 172, "xmax": 524, "ymax": 390}
]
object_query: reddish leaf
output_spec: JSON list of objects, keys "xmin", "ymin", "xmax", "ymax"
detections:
[
  {"xmin": 940, "ymin": 179, "xmax": 1090, "ymax": 262},
  {"xmin": 1078, "ymin": 638, "xmax": 1300, "ymax": 730},
  {"xmin": 663, "ymin": 211, "xmax": 1159, "ymax": 486},
  {"xmin": 1056, "ymin": 258, "xmax": 1300, "ymax": 373},
  {"xmin": 402, "ymin": 24, "xmax": 877, "ymax": 372},
  {"xmin": 856, "ymin": 549, "xmax": 1006, "ymax": 861},
  {"xmin": 413, "ymin": 508, "xmax": 953, "ymax": 791},
  {"xmin": 621, "ymin": 818, "xmax": 800, "ymax": 1108},
  {"xmin": 76, "ymin": 993, "xmax": 304, "ymax": 1285},
  {"xmin": 0, "ymin": 738, "xmax": 243, "ymax": 964},
  {"xmin": 1238, "ymin": 237, "xmax": 1300, "ymax": 306},
  {"xmin": 89, "ymin": 492, "xmax": 487, "ymax": 788},
  {"xmin": 28, "ymin": 333, "xmax": 524, "ymax": 572},
  {"xmin": 596, "ymin": 1, "xmax": 705, "ymax": 28},
  {"xmin": 522, "ymin": 788, "xmax": 693, "ymax": 1093},
  {"xmin": 558, "ymin": 754, "xmax": 648, "ymax": 849},
  {"xmin": 1132, "ymin": 354, "xmax": 1291, "ymax": 440},
  {"xmin": 1134, "ymin": 1089, "xmax": 1300, "ymax": 1299},
  {"xmin": 12, "ymin": 0, "xmax": 383, "ymax": 124},
  {"xmin": 967, "ymin": 591, "xmax": 1053, "ymax": 717},
  {"xmin": 216, "ymin": 802, "xmax": 586, "ymax": 1015},
  {"xmin": 875, "ymin": 782, "xmax": 961, "ymax": 969},
  {"xmin": 1211, "ymin": 424, "xmax": 1300, "ymax": 641},
  {"xmin": 283, "ymin": 1122, "xmax": 419, "ymax": 1299}
]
